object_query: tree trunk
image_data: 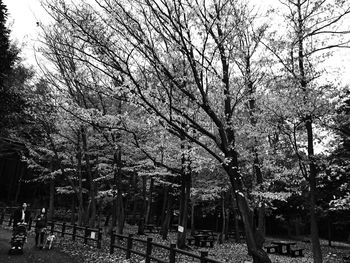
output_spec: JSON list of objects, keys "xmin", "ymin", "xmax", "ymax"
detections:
[
  {"xmin": 190, "ymin": 198, "xmax": 195, "ymax": 236},
  {"xmin": 14, "ymin": 164, "xmax": 25, "ymax": 204},
  {"xmin": 48, "ymin": 177, "xmax": 55, "ymax": 221},
  {"xmin": 131, "ymin": 173, "xmax": 138, "ymax": 225},
  {"xmin": 233, "ymin": 207, "xmax": 241, "ymax": 243},
  {"xmin": 71, "ymin": 196, "xmax": 76, "ymax": 224},
  {"xmin": 177, "ymin": 171, "xmax": 190, "ymax": 248},
  {"xmin": 76, "ymin": 140, "xmax": 85, "ymax": 226},
  {"xmin": 226, "ymin": 158, "xmax": 271, "ymax": 263},
  {"xmin": 145, "ymin": 177, "xmax": 154, "ymax": 225},
  {"xmin": 160, "ymin": 184, "xmax": 169, "ymax": 226},
  {"xmin": 219, "ymin": 193, "xmax": 226, "ymax": 243},
  {"xmin": 137, "ymin": 175, "xmax": 147, "ymax": 235},
  {"xmin": 116, "ymin": 190, "xmax": 125, "ymax": 235},
  {"xmin": 295, "ymin": 0, "xmax": 322, "ymax": 259},
  {"xmin": 307, "ymin": 118, "xmax": 323, "ymax": 263},
  {"xmin": 81, "ymin": 127, "xmax": 96, "ymax": 227},
  {"xmin": 112, "ymin": 145, "xmax": 124, "ymax": 235},
  {"xmin": 161, "ymin": 190, "xmax": 173, "ymax": 240}
]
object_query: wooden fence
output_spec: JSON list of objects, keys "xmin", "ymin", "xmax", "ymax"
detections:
[
  {"xmin": 110, "ymin": 232, "xmax": 223, "ymax": 263},
  {"xmin": 47, "ymin": 220, "xmax": 103, "ymax": 249},
  {"xmin": 1, "ymin": 209, "xmax": 224, "ymax": 263},
  {"xmin": 0, "ymin": 210, "xmax": 34, "ymax": 230}
]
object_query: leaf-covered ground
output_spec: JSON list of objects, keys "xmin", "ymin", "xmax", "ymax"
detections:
[{"xmin": 53, "ymin": 225, "xmax": 350, "ymax": 263}]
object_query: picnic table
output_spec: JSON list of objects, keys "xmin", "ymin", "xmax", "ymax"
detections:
[
  {"xmin": 271, "ymin": 240, "xmax": 296, "ymax": 255},
  {"xmin": 144, "ymin": 224, "xmax": 159, "ymax": 233},
  {"xmin": 197, "ymin": 229, "xmax": 215, "ymax": 236},
  {"xmin": 192, "ymin": 233, "xmax": 215, "ymax": 247}
]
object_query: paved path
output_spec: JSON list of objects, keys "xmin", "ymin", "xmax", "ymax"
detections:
[{"xmin": 0, "ymin": 227, "xmax": 81, "ymax": 263}]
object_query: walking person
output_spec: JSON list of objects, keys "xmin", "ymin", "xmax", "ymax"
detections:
[
  {"xmin": 11, "ymin": 203, "xmax": 30, "ymax": 251},
  {"xmin": 35, "ymin": 208, "xmax": 47, "ymax": 249}
]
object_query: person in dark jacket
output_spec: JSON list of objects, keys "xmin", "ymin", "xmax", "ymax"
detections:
[
  {"xmin": 13, "ymin": 203, "xmax": 30, "ymax": 227},
  {"xmin": 35, "ymin": 208, "xmax": 47, "ymax": 248}
]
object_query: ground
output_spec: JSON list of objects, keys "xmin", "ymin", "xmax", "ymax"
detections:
[
  {"xmin": 0, "ymin": 227, "xmax": 81, "ymax": 263},
  {"xmin": 1, "ymin": 224, "xmax": 350, "ymax": 263}
]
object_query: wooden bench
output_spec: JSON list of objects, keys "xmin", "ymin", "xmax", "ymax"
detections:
[
  {"xmin": 187, "ymin": 237, "xmax": 195, "ymax": 246},
  {"xmin": 265, "ymin": 244, "xmax": 279, "ymax": 254},
  {"xmin": 290, "ymin": 247, "xmax": 304, "ymax": 257}
]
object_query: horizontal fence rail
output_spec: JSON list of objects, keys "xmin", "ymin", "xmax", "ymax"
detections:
[
  {"xmin": 47, "ymin": 220, "xmax": 102, "ymax": 249},
  {"xmin": 110, "ymin": 232, "xmax": 224, "ymax": 263},
  {"xmin": 1, "ymin": 207, "xmax": 224, "ymax": 263}
]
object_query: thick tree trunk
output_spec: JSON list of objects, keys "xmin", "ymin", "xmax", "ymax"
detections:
[
  {"xmin": 307, "ymin": 118, "xmax": 323, "ymax": 263},
  {"xmin": 160, "ymin": 185, "xmax": 169, "ymax": 226},
  {"xmin": 233, "ymin": 207, "xmax": 241, "ymax": 243},
  {"xmin": 145, "ymin": 177, "xmax": 154, "ymax": 225},
  {"xmin": 226, "ymin": 157, "xmax": 271, "ymax": 263},
  {"xmin": 116, "ymin": 191, "xmax": 125, "ymax": 235},
  {"xmin": 161, "ymin": 190, "xmax": 173, "ymax": 240}
]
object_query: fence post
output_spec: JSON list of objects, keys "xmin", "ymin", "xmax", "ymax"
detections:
[
  {"xmin": 84, "ymin": 226, "xmax": 89, "ymax": 244},
  {"xmin": 145, "ymin": 237, "xmax": 153, "ymax": 263},
  {"xmin": 200, "ymin": 251, "xmax": 208, "ymax": 263},
  {"xmin": 50, "ymin": 221, "xmax": 55, "ymax": 234},
  {"xmin": 97, "ymin": 228, "xmax": 102, "ymax": 249},
  {"xmin": 62, "ymin": 222, "xmax": 66, "ymax": 237},
  {"xmin": 169, "ymin": 243, "xmax": 176, "ymax": 263},
  {"xmin": 126, "ymin": 234, "xmax": 133, "ymax": 259},
  {"xmin": 110, "ymin": 231, "xmax": 115, "ymax": 254},
  {"xmin": 72, "ymin": 223, "xmax": 77, "ymax": 241}
]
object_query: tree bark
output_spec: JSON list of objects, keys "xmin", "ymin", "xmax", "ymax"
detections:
[
  {"xmin": 177, "ymin": 171, "xmax": 190, "ymax": 248},
  {"xmin": 76, "ymin": 139, "xmax": 85, "ymax": 226},
  {"xmin": 137, "ymin": 175, "xmax": 147, "ymax": 235},
  {"xmin": 160, "ymin": 184, "xmax": 169, "ymax": 227},
  {"xmin": 225, "ymin": 155, "xmax": 271, "ymax": 263},
  {"xmin": 190, "ymin": 198, "xmax": 195, "ymax": 236},
  {"xmin": 48, "ymin": 177, "xmax": 55, "ymax": 221},
  {"xmin": 81, "ymin": 127, "xmax": 97, "ymax": 227},
  {"xmin": 14, "ymin": 164, "xmax": 25, "ymax": 204},
  {"xmin": 161, "ymin": 189, "xmax": 173, "ymax": 240},
  {"xmin": 296, "ymin": 0, "xmax": 322, "ymax": 260},
  {"xmin": 145, "ymin": 177, "xmax": 154, "ymax": 225}
]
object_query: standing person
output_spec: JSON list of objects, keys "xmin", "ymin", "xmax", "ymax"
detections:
[
  {"xmin": 35, "ymin": 208, "xmax": 47, "ymax": 248},
  {"xmin": 13, "ymin": 203, "xmax": 30, "ymax": 227}
]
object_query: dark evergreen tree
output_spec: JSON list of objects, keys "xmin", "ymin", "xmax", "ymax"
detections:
[
  {"xmin": 0, "ymin": 0, "xmax": 18, "ymax": 87},
  {"xmin": 0, "ymin": 0, "xmax": 30, "ymax": 136}
]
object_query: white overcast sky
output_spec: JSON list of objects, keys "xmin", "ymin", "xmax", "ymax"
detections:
[
  {"xmin": 3, "ymin": 0, "xmax": 46, "ymax": 66},
  {"xmin": 3, "ymin": 0, "xmax": 350, "ymax": 85}
]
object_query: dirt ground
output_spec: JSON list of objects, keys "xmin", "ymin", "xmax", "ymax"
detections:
[{"xmin": 0, "ymin": 227, "xmax": 81, "ymax": 263}]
